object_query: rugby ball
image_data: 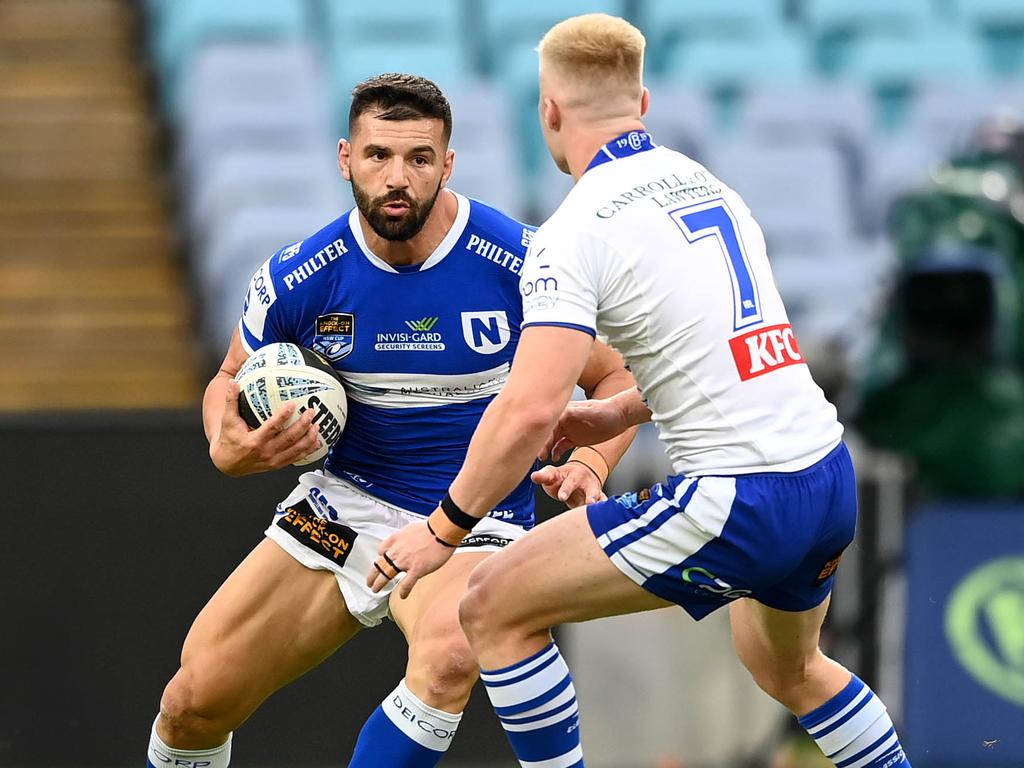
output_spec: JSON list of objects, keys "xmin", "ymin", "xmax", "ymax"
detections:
[{"xmin": 234, "ymin": 342, "xmax": 347, "ymax": 466}]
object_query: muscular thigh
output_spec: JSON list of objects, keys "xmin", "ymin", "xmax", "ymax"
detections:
[
  {"xmin": 471, "ymin": 506, "xmax": 671, "ymax": 632},
  {"xmin": 729, "ymin": 594, "xmax": 831, "ymax": 671},
  {"xmin": 179, "ymin": 537, "xmax": 362, "ymax": 719},
  {"xmin": 391, "ymin": 551, "xmax": 489, "ymax": 646}
]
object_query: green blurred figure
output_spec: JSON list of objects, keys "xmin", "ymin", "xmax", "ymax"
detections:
[{"xmin": 856, "ymin": 117, "xmax": 1024, "ymax": 497}]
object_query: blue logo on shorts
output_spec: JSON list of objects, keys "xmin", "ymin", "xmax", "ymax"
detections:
[{"xmin": 617, "ymin": 486, "xmax": 654, "ymax": 509}]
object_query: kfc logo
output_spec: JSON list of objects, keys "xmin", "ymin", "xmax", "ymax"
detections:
[{"xmin": 729, "ymin": 324, "xmax": 804, "ymax": 381}]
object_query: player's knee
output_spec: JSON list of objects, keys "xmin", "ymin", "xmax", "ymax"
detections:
[
  {"xmin": 459, "ymin": 561, "xmax": 503, "ymax": 645},
  {"xmin": 744, "ymin": 655, "xmax": 816, "ymax": 709},
  {"xmin": 158, "ymin": 667, "xmax": 235, "ymax": 746},
  {"xmin": 408, "ymin": 635, "xmax": 478, "ymax": 707}
]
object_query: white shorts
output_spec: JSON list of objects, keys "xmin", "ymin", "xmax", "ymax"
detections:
[{"xmin": 265, "ymin": 470, "xmax": 526, "ymax": 627}]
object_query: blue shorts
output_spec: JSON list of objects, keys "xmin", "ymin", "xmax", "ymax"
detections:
[{"xmin": 587, "ymin": 442, "xmax": 856, "ymax": 620}]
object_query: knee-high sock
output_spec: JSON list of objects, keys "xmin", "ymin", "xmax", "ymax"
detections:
[
  {"xmin": 348, "ymin": 678, "xmax": 462, "ymax": 768},
  {"xmin": 480, "ymin": 642, "xmax": 584, "ymax": 768},
  {"xmin": 147, "ymin": 716, "xmax": 232, "ymax": 768},
  {"xmin": 799, "ymin": 675, "xmax": 911, "ymax": 768}
]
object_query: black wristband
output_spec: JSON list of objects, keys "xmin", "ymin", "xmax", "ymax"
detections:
[
  {"xmin": 426, "ymin": 518, "xmax": 457, "ymax": 548},
  {"xmin": 441, "ymin": 492, "xmax": 480, "ymax": 531}
]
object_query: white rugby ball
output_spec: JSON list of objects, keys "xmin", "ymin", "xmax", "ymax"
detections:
[{"xmin": 235, "ymin": 342, "xmax": 348, "ymax": 466}]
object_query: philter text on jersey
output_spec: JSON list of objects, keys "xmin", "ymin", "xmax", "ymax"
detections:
[
  {"xmin": 282, "ymin": 239, "xmax": 349, "ymax": 291},
  {"xmin": 466, "ymin": 234, "xmax": 525, "ymax": 274}
]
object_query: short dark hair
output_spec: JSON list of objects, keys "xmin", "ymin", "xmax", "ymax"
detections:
[{"xmin": 349, "ymin": 73, "xmax": 452, "ymax": 142}]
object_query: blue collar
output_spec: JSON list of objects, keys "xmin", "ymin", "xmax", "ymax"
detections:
[{"xmin": 585, "ymin": 130, "xmax": 657, "ymax": 173}]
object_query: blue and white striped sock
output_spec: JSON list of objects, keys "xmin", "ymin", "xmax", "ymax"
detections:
[
  {"xmin": 348, "ymin": 679, "xmax": 460, "ymax": 767},
  {"xmin": 799, "ymin": 675, "xmax": 911, "ymax": 768},
  {"xmin": 480, "ymin": 642, "xmax": 584, "ymax": 768}
]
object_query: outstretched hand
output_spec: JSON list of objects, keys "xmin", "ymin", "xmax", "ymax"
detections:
[{"xmin": 532, "ymin": 462, "xmax": 607, "ymax": 508}]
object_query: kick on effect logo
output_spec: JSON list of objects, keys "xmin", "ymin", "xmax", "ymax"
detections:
[
  {"xmin": 945, "ymin": 556, "xmax": 1024, "ymax": 706},
  {"xmin": 312, "ymin": 313, "xmax": 354, "ymax": 361}
]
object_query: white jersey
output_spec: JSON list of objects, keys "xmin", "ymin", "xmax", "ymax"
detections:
[{"xmin": 521, "ymin": 131, "xmax": 843, "ymax": 476}]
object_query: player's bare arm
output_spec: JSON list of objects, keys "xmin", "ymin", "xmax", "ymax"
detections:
[
  {"xmin": 368, "ymin": 325, "xmax": 592, "ymax": 597},
  {"xmin": 204, "ymin": 328, "xmax": 320, "ymax": 476},
  {"xmin": 540, "ymin": 384, "xmax": 653, "ymax": 461},
  {"xmin": 532, "ymin": 340, "xmax": 638, "ymax": 506}
]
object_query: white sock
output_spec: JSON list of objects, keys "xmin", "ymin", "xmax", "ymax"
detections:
[{"xmin": 147, "ymin": 716, "xmax": 232, "ymax": 768}]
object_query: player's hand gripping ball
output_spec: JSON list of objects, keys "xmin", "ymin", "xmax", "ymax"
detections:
[{"xmin": 234, "ymin": 342, "xmax": 347, "ymax": 465}]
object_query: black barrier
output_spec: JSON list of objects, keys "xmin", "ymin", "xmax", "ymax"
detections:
[{"xmin": 0, "ymin": 411, "xmax": 508, "ymax": 767}]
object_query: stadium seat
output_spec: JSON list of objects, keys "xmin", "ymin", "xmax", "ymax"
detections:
[
  {"xmin": 803, "ymin": 0, "xmax": 934, "ymax": 36},
  {"xmin": 949, "ymin": 0, "xmax": 1024, "ymax": 75},
  {"xmin": 840, "ymin": 30, "xmax": 988, "ymax": 87},
  {"xmin": 446, "ymin": 83, "xmax": 527, "ymax": 219},
  {"xmin": 704, "ymin": 139, "xmax": 856, "ymax": 258},
  {"xmin": 328, "ymin": 42, "xmax": 472, "ymax": 135},
  {"xmin": 533, "ymin": 160, "xmax": 575, "ymax": 222},
  {"xmin": 642, "ymin": 83, "xmax": 712, "ymax": 160},
  {"xmin": 642, "ymin": 0, "xmax": 785, "ymax": 38},
  {"xmin": 187, "ymin": 147, "xmax": 349, "ymax": 249},
  {"xmin": 803, "ymin": 0, "xmax": 936, "ymax": 74},
  {"xmin": 176, "ymin": 41, "xmax": 324, "ymax": 124},
  {"xmin": 482, "ymin": 0, "xmax": 627, "ymax": 74},
  {"xmin": 640, "ymin": 0, "xmax": 788, "ymax": 70},
  {"xmin": 154, "ymin": 0, "xmax": 309, "ymax": 111},
  {"xmin": 738, "ymin": 83, "xmax": 872, "ymax": 231},
  {"xmin": 491, "ymin": 45, "xmax": 547, "ymax": 182},
  {"xmin": 322, "ymin": 0, "xmax": 462, "ymax": 44},
  {"xmin": 950, "ymin": 0, "xmax": 1024, "ymax": 28},
  {"xmin": 860, "ymin": 131, "xmax": 953, "ymax": 234},
  {"xmin": 662, "ymin": 33, "xmax": 811, "ymax": 89},
  {"xmin": 179, "ymin": 101, "xmax": 330, "ymax": 191},
  {"xmin": 201, "ymin": 204, "xmax": 342, "ymax": 347},
  {"xmin": 740, "ymin": 82, "xmax": 873, "ymax": 143},
  {"xmin": 905, "ymin": 82, "xmax": 1024, "ymax": 154}
]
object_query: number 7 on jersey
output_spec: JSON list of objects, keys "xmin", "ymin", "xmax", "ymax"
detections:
[{"xmin": 669, "ymin": 199, "xmax": 763, "ymax": 331}]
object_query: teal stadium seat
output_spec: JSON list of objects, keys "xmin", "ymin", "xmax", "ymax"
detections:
[
  {"xmin": 328, "ymin": 43, "xmax": 470, "ymax": 136},
  {"xmin": 492, "ymin": 45, "xmax": 547, "ymax": 186},
  {"xmin": 951, "ymin": 0, "xmax": 1024, "ymax": 27},
  {"xmin": 841, "ymin": 30, "xmax": 988, "ymax": 87},
  {"xmin": 155, "ymin": 0, "xmax": 308, "ymax": 114},
  {"xmin": 322, "ymin": 0, "xmax": 462, "ymax": 47},
  {"xmin": 482, "ymin": 0, "xmax": 626, "ymax": 75},
  {"xmin": 322, "ymin": 0, "xmax": 470, "ymax": 134},
  {"xmin": 803, "ymin": 0, "xmax": 934, "ymax": 35},
  {"xmin": 949, "ymin": 0, "xmax": 1024, "ymax": 75},
  {"xmin": 803, "ymin": 0, "xmax": 935, "ymax": 74},
  {"xmin": 662, "ymin": 33, "xmax": 810, "ymax": 90},
  {"xmin": 841, "ymin": 30, "xmax": 988, "ymax": 129},
  {"xmin": 639, "ymin": 0, "xmax": 788, "ymax": 72}
]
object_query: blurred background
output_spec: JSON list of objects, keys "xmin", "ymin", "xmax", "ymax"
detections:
[{"xmin": 2, "ymin": 0, "xmax": 1024, "ymax": 766}]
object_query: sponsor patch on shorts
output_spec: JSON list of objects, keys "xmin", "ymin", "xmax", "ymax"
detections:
[
  {"xmin": 276, "ymin": 499, "xmax": 358, "ymax": 565},
  {"xmin": 458, "ymin": 534, "xmax": 513, "ymax": 549},
  {"xmin": 814, "ymin": 550, "xmax": 845, "ymax": 585}
]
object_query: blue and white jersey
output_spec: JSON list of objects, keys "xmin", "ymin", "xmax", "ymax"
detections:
[
  {"xmin": 239, "ymin": 192, "xmax": 537, "ymax": 526},
  {"xmin": 521, "ymin": 131, "xmax": 842, "ymax": 476}
]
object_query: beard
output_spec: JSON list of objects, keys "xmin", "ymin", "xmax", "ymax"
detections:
[{"xmin": 351, "ymin": 176, "xmax": 443, "ymax": 242}]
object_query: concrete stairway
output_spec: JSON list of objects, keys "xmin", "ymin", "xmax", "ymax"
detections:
[{"xmin": 0, "ymin": 0, "xmax": 203, "ymax": 410}]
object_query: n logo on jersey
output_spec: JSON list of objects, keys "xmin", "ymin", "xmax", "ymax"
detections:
[
  {"xmin": 729, "ymin": 323, "xmax": 804, "ymax": 380},
  {"xmin": 461, "ymin": 311, "xmax": 510, "ymax": 355},
  {"xmin": 312, "ymin": 313, "xmax": 354, "ymax": 361}
]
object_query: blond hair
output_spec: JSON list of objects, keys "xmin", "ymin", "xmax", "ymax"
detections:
[{"xmin": 538, "ymin": 13, "xmax": 645, "ymax": 98}]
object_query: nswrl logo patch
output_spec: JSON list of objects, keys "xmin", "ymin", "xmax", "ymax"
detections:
[
  {"xmin": 276, "ymin": 499, "xmax": 357, "ymax": 565},
  {"xmin": 312, "ymin": 313, "xmax": 354, "ymax": 361}
]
